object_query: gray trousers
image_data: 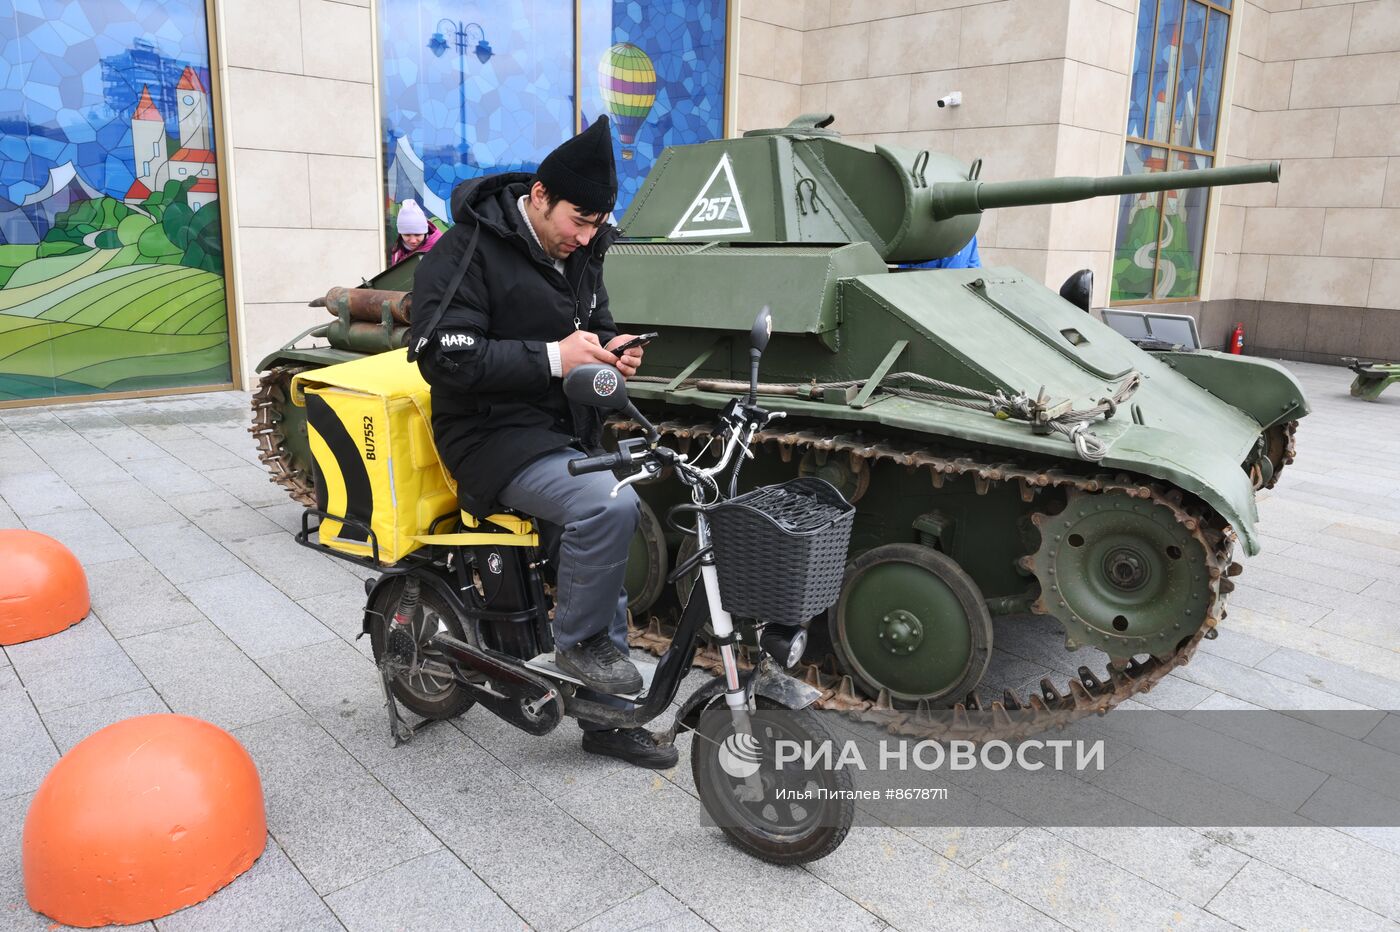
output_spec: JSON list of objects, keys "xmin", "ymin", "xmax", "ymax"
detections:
[{"xmin": 498, "ymin": 448, "xmax": 638, "ymax": 656}]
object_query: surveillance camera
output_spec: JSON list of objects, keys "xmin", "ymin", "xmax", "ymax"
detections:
[{"xmin": 936, "ymin": 91, "xmax": 963, "ymax": 109}]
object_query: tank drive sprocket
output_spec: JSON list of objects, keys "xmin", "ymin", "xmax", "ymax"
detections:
[{"xmin": 1024, "ymin": 489, "xmax": 1213, "ymax": 660}]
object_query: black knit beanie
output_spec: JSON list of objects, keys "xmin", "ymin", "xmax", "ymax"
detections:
[{"xmin": 535, "ymin": 116, "xmax": 617, "ymax": 215}]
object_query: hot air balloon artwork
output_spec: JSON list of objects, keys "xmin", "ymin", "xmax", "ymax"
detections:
[{"xmin": 598, "ymin": 42, "xmax": 656, "ymax": 160}]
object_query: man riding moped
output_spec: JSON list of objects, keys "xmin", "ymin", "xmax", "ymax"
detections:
[{"xmin": 409, "ymin": 116, "xmax": 672, "ymax": 769}]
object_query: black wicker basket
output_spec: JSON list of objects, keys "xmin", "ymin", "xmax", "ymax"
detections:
[{"xmin": 707, "ymin": 477, "xmax": 854, "ymax": 625}]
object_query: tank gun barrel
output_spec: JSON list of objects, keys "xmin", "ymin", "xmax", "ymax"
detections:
[{"xmin": 930, "ymin": 161, "xmax": 1282, "ymax": 221}]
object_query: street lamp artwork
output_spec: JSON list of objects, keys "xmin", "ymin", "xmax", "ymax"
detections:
[{"xmin": 428, "ymin": 20, "xmax": 493, "ymax": 161}]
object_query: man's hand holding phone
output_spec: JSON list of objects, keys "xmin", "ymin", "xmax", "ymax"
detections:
[{"xmin": 605, "ymin": 332, "xmax": 656, "ymax": 378}]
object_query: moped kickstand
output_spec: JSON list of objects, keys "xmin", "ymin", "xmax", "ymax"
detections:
[{"xmin": 377, "ymin": 660, "xmax": 435, "ymax": 748}]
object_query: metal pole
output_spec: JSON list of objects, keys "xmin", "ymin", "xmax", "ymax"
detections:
[{"xmin": 456, "ymin": 22, "xmax": 467, "ymax": 162}]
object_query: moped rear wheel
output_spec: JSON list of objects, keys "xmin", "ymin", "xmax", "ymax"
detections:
[
  {"xmin": 691, "ymin": 697, "xmax": 853, "ymax": 865},
  {"xmin": 368, "ymin": 577, "xmax": 477, "ymax": 721}
]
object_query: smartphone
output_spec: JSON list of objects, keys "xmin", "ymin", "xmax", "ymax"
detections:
[{"xmin": 612, "ymin": 332, "xmax": 658, "ymax": 355}]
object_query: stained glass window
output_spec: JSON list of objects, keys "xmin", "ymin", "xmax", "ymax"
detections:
[
  {"xmin": 1111, "ymin": 0, "xmax": 1233, "ymax": 303},
  {"xmin": 378, "ymin": 0, "xmax": 730, "ymax": 252},
  {"xmin": 0, "ymin": 0, "xmax": 230, "ymax": 403}
]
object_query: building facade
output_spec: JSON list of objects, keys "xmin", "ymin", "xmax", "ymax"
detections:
[{"xmin": 0, "ymin": 0, "xmax": 1396, "ymax": 406}]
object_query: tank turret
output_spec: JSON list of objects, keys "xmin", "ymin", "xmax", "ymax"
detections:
[{"xmin": 620, "ymin": 113, "xmax": 1280, "ymax": 263}]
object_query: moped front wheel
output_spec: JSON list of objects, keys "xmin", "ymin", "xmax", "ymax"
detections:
[
  {"xmin": 368, "ymin": 576, "xmax": 477, "ymax": 721},
  {"xmin": 691, "ymin": 697, "xmax": 853, "ymax": 865}
]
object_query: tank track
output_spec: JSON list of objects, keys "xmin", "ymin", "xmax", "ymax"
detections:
[
  {"xmin": 614, "ymin": 415, "xmax": 1243, "ymax": 741},
  {"xmin": 249, "ymin": 365, "xmax": 317, "ymax": 507}
]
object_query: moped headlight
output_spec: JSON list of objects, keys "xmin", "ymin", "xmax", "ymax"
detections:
[{"xmin": 760, "ymin": 624, "xmax": 807, "ymax": 669}]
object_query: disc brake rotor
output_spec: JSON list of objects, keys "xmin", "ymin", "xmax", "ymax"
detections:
[{"xmin": 1029, "ymin": 489, "xmax": 1210, "ymax": 659}]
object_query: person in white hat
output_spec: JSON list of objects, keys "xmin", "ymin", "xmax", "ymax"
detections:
[{"xmin": 390, "ymin": 199, "xmax": 442, "ymax": 264}]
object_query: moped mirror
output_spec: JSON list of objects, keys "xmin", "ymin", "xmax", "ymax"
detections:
[
  {"xmin": 564, "ymin": 364, "xmax": 629, "ymax": 411},
  {"xmin": 750, "ymin": 306, "xmax": 773, "ymax": 355},
  {"xmin": 563, "ymin": 364, "xmax": 660, "ymax": 443},
  {"xmin": 745, "ymin": 306, "xmax": 773, "ymax": 407}
]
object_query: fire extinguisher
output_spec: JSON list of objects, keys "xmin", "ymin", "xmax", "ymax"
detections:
[{"xmin": 1228, "ymin": 322, "xmax": 1245, "ymax": 355}]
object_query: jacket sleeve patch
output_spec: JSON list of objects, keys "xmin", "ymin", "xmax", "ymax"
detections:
[{"xmin": 438, "ymin": 331, "xmax": 479, "ymax": 352}]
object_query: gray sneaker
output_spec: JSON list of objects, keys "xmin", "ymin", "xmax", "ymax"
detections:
[{"xmin": 554, "ymin": 632, "xmax": 644, "ymax": 694}]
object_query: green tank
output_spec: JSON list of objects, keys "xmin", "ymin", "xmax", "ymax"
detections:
[{"xmin": 253, "ymin": 113, "xmax": 1306, "ymax": 730}]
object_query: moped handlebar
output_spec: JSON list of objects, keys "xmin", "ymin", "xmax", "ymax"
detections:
[{"xmin": 568, "ymin": 450, "xmax": 629, "ymax": 476}]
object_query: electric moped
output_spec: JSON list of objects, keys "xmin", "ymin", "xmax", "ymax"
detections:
[{"xmin": 305, "ymin": 310, "xmax": 857, "ymax": 864}]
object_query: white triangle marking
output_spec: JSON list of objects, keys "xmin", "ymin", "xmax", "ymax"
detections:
[{"xmin": 670, "ymin": 152, "xmax": 751, "ymax": 238}]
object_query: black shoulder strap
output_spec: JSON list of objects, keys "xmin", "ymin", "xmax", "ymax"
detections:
[{"xmin": 408, "ymin": 221, "xmax": 480, "ymax": 362}]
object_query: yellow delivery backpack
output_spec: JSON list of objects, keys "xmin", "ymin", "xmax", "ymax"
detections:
[{"xmin": 292, "ymin": 349, "xmax": 458, "ymax": 564}]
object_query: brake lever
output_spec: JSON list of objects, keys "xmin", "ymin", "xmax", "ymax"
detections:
[{"xmin": 609, "ymin": 460, "xmax": 659, "ymax": 498}]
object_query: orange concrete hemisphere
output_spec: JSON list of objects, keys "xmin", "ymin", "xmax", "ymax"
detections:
[
  {"xmin": 0, "ymin": 529, "xmax": 90, "ymax": 645},
  {"xmin": 22, "ymin": 714, "xmax": 267, "ymax": 928}
]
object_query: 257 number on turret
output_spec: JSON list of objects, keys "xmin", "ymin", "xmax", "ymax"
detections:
[{"xmin": 685, "ymin": 196, "xmax": 733, "ymax": 224}]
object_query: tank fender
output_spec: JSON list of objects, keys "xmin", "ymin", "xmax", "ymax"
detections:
[
  {"xmin": 671, "ymin": 663, "xmax": 823, "ymax": 736},
  {"xmin": 360, "ymin": 567, "xmax": 463, "ymax": 639},
  {"xmin": 1153, "ymin": 351, "xmax": 1310, "ymax": 428}
]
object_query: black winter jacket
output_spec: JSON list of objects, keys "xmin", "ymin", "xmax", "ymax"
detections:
[{"xmin": 411, "ymin": 172, "xmax": 620, "ymax": 515}]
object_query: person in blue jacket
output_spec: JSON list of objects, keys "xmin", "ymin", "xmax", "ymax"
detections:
[{"xmin": 899, "ymin": 236, "xmax": 980, "ymax": 270}]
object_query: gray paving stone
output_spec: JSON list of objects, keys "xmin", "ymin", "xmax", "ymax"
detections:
[
  {"xmin": 1246, "ymin": 550, "xmax": 1379, "ymax": 594},
  {"xmin": 256, "ymin": 637, "xmax": 418, "ymax": 770},
  {"xmin": 3, "ymin": 612, "xmax": 112, "ymax": 667},
  {"xmin": 569, "ymin": 885, "xmax": 712, "ymax": 932},
  {"xmin": 222, "ymin": 531, "xmax": 366, "ymax": 601},
  {"xmin": 556, "ymin": 768, "xmax": 882, "ymax": 932},
  {"xmin": 206, "ymin": 464, "xmax": 297, "ymax": 508},
  {"xmin": 0, "ymin": 426, "xmax": 48, "ymax": 473},
  {"xmin": 1324, "ymin": 521, "xmax": 1400, "ymax": 554},
  {"xmin": 1172, "ymin": 652, "xmax": 1376, "ymax": 715},
  {"xmin": 45, "ymin": 449, "xmax": 133, "ymax": 489},
  {"xmin": 122, "ymin": 520, "xmax": 247, "ymax": 585},
  {"xmin": 179, "ymin": 570, "xmax": 337, "ymax": 659},
  {"xmin": 165, "ymin": 488, "xmax": 283, "ymax": 542},
  {"xmin": 1362, "ymin": 577, "xmax": 1400, "ymax": 604},
  {"xmin": 0, "ymin": 497, "xmax": 20, "ymax": 529},
  {"xmin": 1256, "ymin": 647, "xmax": 1400, "ymax": 707},
  {"xmin": 1205, "ymin": 859, "xmax": 1396, "ymax": 931},
  {"xmin": 121, "ymin": 455, "xmax": 217, "ymax": 498},
  {"xmin": 78, "ymin": 425, "xmax": 168, "ymax": 463},
  {"xmin": 74, "ymin": 478, "xmax": 182, "ymax": 530},
  {"xmin": 369, "ymin": 729, "xmax": 652, "ymax": 932},
  {"xmin": 85, "ymin": 557, "xmax": 209, "ymax": 640},
  {"xmin": 971, "ymin": 828, "xmax": 1235, "ymax": 931},
  {"xmin": 0, "ymin": 668, "xmax": 59, "ymax": 799},
  {"xmin": 1365, "ymin": 712, "xmax": 1400, "ymax": 755},
  {"xmin": 154, "ymin": 838, "xmax": 343, "ymax": 932},
  {"xmin": 4, "ymin": 622, "xmax": 150, "ymax": 715},
  {"xmin": 22, "ymin": 508, "xmax": 136, "ymax": 565},
  {"xmin": 0, "ymin": 469, "xmax": 87, "ymax": 519},
  {"xmin": 1224, "ymin": 607, "xmax": 1400, "ymax": 683},
  {"xmin": 1196, "ymin": 628, "xmax": 1278, "ymax": 668},
  {"xmin": 1225, "ymin": 583, "xmax": 1332, "ymax": 626},
  {"xmin": 1132, "ymin": 673, "xmax": 1216, "ymax": 711},
  {"xmin": 296, "ymin": 589, "xmax": 374, "ymax": 657},
  {"xmin": 259, "ymin": 501, "xmax": 309, "ymax": 534},
  {"xmin": 893, "ymin": 824, "xmax": 1025, "ymax": 869},
  {"xmin": 1222, "ymin": 820, "xmax": 1400, "ymax": 921},
  {"xmin": 323, "ymin": 848, "xmax": 527, "ymax": 932},
  {"xmin": 1287, "ymin": 536, "xmax": 1400, "ymax": 570},
  {"xmin": 40, "ymin": 686, "xmax": 171, "ymax": 754},
  {"xmin": 233, "ymin": 710, "xmax": 440, "ymax": 896},
  {"xmin": 807, "ymin": 824, "xmax": 1060, "ymax": 931},
  {"xmin": 159, "ymin": 436, "xmax": 250, "ymax": 473},
  {"xmin": 122, "ymin": 622, "xmax": 297, "ymax": 731},
  {"xmin": 1050, "ymin": 827, "xmax": 1251, "ymax": 909}
]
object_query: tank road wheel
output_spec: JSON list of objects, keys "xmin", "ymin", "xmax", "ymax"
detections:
[
  {"xmin": 1028, "ymin": 489, "xmax": 1210, "ymax": 659},
  {"xmin": 625, "ymin": 498, "xmax": 669, "ymax": 614},
  {"xmin": 797, "ymin": 448, "xmax": 870, "ymax": 504},
  {"xmin": 1262, "ymin": 421, "xmax": 1297, "ymax": 490},
  {"xmin": 250, "ymin": 365, "xmax": 317, "ymax": 506},
  {"xmin": 830, "ymin": 544, "xmax": 992, "ymax": 706}
]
